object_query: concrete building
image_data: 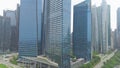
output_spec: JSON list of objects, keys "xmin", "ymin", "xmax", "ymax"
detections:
[
  {"xmin": 73, "ymin": 0, "xmax": 92, "ymax": 61},
  {"xmin": 18, "ymin": 56, "xmax": 84, "ymax": 68},
  {"xmin": 117, "ymin": 8, "xmax": 120, "ymax": 34},
  {"xmin": 96, "ymin": 0, "xmax": 111, "ymax": 53},
  {"xmin": 91, "ymin": 5, "xmax": 99, "ymax": 53},
  {"xmin": 107, "ymin": 5, "xmax": 111, "ymax": 50},
  {"xmin": 117, "ymin": 7, "xmax": 120, "ymax": 49},
  {"xmin": 97, "ymin": 6, "xmax": 103, "ymax": 53},
  {"xmin": 0, "ymin": 16, "xmax": 11, "ymax": 53},
  {"xmin": 111, "ymin": 31, "xmax": 114, "ymax": 50},
  {"xmin": 101, "ymin": 0, "xmax": 109, "ymax": 53},
  {"xmin": 19, "ymin": 0, "xmax": 43, "ymax": 57},
  {"xmin": 113, "ymin": 29, "xmax": 118, "ymax": 49},
  {"xmin": 4, "ymin": 9, "xmax": 19, "ymax": 52},
  {"xmin": 18, "ymin": 56, "xmax": 58, "ymax": 68},
  {"xmin": 43, "ymin": 0, "xmax": 71, "ymax": 68}
]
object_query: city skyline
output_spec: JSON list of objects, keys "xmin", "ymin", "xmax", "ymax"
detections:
[
  {"xmin": 0, "ymin": 0, "xmax": 118, "ymax": 68},
  {"xmin": 0, "ymin": 0, "xmax": 119, "ymax": 31}
]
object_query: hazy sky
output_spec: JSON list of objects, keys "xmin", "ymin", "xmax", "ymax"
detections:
[
  {"xmin": 0, "ymin": 0, "xmax": 20, "ymax": 15},
  {"xmin": 92, "ymin": 0, "xmax": 120, "ymax": 31},
  {"xmin": 74, "ymin": 0, "xmax": 120, "ymax": 31},
  {"xmin": 0, "ymin": 0, "xmax": 119, "ymax": 31}
]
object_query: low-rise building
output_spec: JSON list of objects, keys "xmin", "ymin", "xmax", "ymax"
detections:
[{"xmin": 18, "ymin": 56, "xmax": 85, "ymax": 68}]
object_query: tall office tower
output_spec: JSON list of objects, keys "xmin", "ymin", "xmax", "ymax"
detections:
[
  {"xmin": 91, "ymin": 5, "xmax": 99, "ymax": 53},
  {"xmin": 0, "ymin": 16, "xmax": 11, "ymax": 53},
  {"xmin": 96, "ymin": 0, "xmax": 110, "ymax": 53},
  {"xmin": 19, "ymin": 0, "xmax": 43, "ymax": 57},
  {"xmin": 117, "ymin": 7, "xmax": 120, "ymax": 49},
  {"xmin": 117, "ymin": 8, "xmax": 120, "ymax": 33},
  {"xmin": 100, "ymin": 0, "xmax": 110, "ymax": 53},
  {"xmin": 107, "ymin": 5, "xmax": 111, "ymax": 48},
  {"xmin": 43, "ymin": 0, "xmax": 71, "ymax": 68},
  {"xmin": 111, "ymin": 31, "xmax": 114, "ymax": 50},
  {"xmin": 4, "ymin": 9, "xmax": 19, "ymax": 52},
  {"xmin": 114, "ymin": 29, "xmax": 118, "ymax": 49},
  {"xmin": 73, "ymin": 0, "xmax": 92, "ymax": 61},
  {"xmin": 15, "ymin": 4, "xmax": 20, "ymax": 52},
  {"xmin": 97, "ymin": 6, "xmax": 103, "ymax": 53}
]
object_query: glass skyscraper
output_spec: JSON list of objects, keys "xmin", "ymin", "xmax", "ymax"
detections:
[
  {"xmin": 19, "ymin": 0, "xmax": 43, "ymax": 57},
  {"xmin": 43, "ymin": 0, "xmax": 71, "ymax": 68},
  {"xmin": 0, "ymin": 16, "xmax": 11, "ymax": 53},
  {"xmin": 73, "ymin": 0, "xmax": 92, "ymax": 61}
]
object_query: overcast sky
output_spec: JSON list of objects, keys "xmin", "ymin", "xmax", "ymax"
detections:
[{"xmin": 0, "ymin": 0, "xmax": 119, "ymax": 31}]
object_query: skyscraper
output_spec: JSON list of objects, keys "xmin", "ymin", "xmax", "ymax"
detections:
[
  {"xmin": 0, "ymin": 16, "xmax": 11, "ymax": 53},
  {"xmin": 99, "ymin": 0, "xmax": 110, "ymax": 53},
  {"xmin": 107, "ymin": 5, "xmax": 111, "ymax": 48},
  {"xmin": 91, "ymin": 5, "xmax": 99, "ymax": 53},
  {"xmin": 117, "ymin": 8, "xmax": 120, "ymax": 33},
  {"xmin": 43, "ymin": 0, "xmax": 71, "ymax": 68},
  {"xmin": 73, "ymin": 0, "xmax": 92, "ymax": 61},
  {"xmin": 94, "ymin": 0, "xmax": 111, "ymax": 54},
  {"xmin": 117, "ymin": 7, "xmax": 120, "ymax": 49},
  {"xmin": 4, "ymin": 10, "xmax": 19, "ymax": 52},
  {"xmin": 97, "ymin": 6, "xmax": 103, "ymax": 53},
  {"xmin": 19, "ymin": 0, "xmax": 43, "ymax": 57}
]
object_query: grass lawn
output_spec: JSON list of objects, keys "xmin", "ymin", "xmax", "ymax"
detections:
[
  {"xmin": 0, "ymin": 64, "xmax": 8, "ymax": 68},
  {"xmin": 80, "ymin": 56, "xmax": 101, "ymax": 68},
  {"xmin": 10, "ymin": 55, "xmax": 18, "ymax": 65},
  {"xmin": 102, "ymin": 50, "xmax": 120, "ymax": 68}
]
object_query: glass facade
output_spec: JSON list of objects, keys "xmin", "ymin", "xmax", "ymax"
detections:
[
  {"xmin": 44, "ymin": 0, "xmax": 71, "ymax": 68},
  {"xmin": 4, "ymin": 10, "xmax": 19, "ymax": 52},
  {"xmin": 0, "ymin": 16, "xmax": 11, "ymax": 52},
  {"xmin": 19, "ymin": 0, "xmax": 43, "ymax": 57},
  {"xmin": 73, "ymin": 0, "xmax": 92, "ymax": 61}
]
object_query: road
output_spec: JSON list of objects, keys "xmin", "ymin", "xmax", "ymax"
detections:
[
  {"xmin": 114, "ymin": 65, "xmax": 120, "ymax": 68},
  {"xmin": 0, "ymin": 53, "xmax": 22, "ymax": 68},
  {"xmin": 94, "ymin": 49, "xmax": 117, "ymax": 68}
]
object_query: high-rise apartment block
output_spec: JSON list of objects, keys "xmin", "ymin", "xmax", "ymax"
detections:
[{"xmin": 91, "ymin": 0, "xmax": 111, "ymax": 53}]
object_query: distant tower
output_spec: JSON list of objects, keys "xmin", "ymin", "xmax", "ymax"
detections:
[
  {"xmin": 117, "ymin": 8, "xmax": 120, "ymax": 49},
  {"xmin": 91, "ymin": 5, "xmax": 99, "ymax": 53},
  {"xmin": 97, "ymin": 0, "xmax": 110, "ymax": 53}
]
